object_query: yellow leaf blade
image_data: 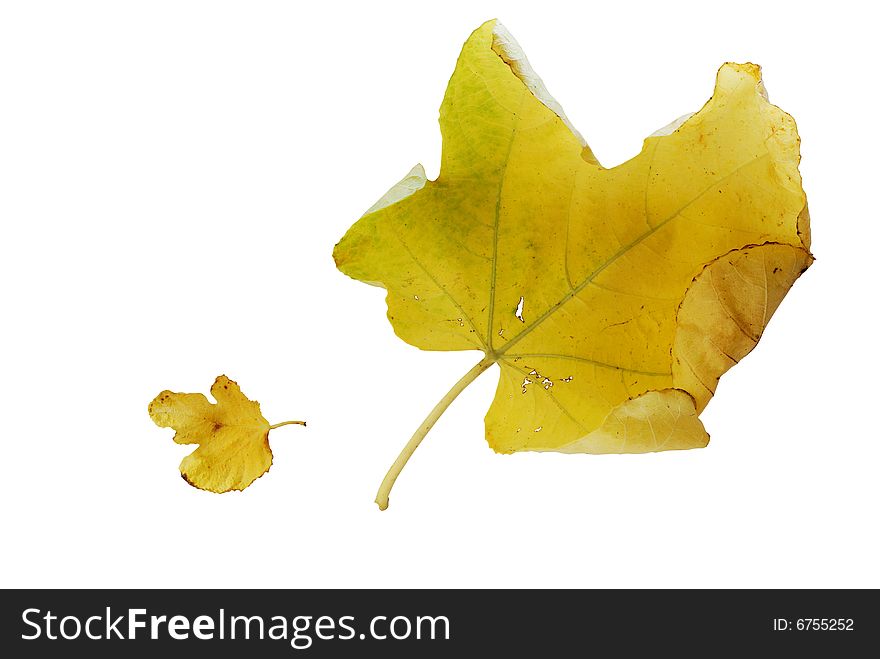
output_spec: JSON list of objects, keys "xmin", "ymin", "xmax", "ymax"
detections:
[
  {"xmin": 336, "ymin": 21, "xmax": 813, "ymax": 505},
  {"xmin": 148, "ymin": 375, "xmax": 289, "ymax": 493}
]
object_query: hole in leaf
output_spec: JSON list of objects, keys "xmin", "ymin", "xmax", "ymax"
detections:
[{"xmin": 515, "ymin": 296, "xmax": 525, "ymax": 322}]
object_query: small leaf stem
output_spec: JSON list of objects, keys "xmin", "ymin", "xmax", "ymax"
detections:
[
  {"xmin": 269, "ymin": 420, "xmax": 307, "ymax": 430},
  {"xmin": 375, "ymin": 355, "xmax": 495, "ymax": 510}
]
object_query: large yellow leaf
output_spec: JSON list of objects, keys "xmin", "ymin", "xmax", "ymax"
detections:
[
  {"xmin": 334, "ymin": 20, "xmax": 812, "ymax": 508},
  {"xmin": 148, "ymin": 375, "xmax": 305, "ymax": 493}
]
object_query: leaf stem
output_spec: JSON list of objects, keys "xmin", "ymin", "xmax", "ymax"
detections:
[
  {"xmin": 269, "ymin": 420, "xmax": 307, "ymax": 430},
  {"xmin": 375, "ymin": 355, "xmax": 495, "ymax": 510}
]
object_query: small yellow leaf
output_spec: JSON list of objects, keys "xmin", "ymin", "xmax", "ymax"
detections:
[{"xmin": 148, "ymin": 375, "xmax": 304, "ymax": 493}]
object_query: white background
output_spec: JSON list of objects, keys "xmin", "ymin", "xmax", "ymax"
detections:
[{"xmin": 1, "ymin": 0, "xmax": 877, "ymax": 588}]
